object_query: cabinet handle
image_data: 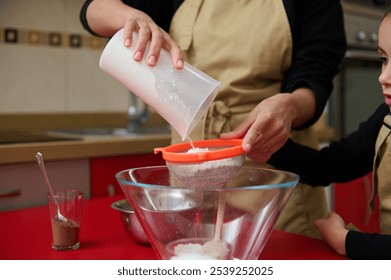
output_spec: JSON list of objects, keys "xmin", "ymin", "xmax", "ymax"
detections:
[{"xmin": 0, "ymin": 188, "xmax": 21, "ymax": 198}]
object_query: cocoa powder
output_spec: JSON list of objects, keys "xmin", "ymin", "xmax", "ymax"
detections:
[{"xmin": 51, "ymin": 218, "xmax": 79, "ymax": 248}]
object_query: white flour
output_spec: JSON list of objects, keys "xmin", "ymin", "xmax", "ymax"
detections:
[{"xmin": 171, "ymin": 239, "xmax": 230, "ymax": 260}]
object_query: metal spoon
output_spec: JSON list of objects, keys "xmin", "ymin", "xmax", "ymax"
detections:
[{"xmin": 36, "ymin": 152, "xmax": 68, "ymax": 222}]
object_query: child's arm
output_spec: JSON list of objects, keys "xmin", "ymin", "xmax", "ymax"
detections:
[
  {"xmin": 345, "ymin": 229, "xmax": 391, "ymax": 259},
  {"xmin": 268, "ymin": 103, "xmax": 389, "ymax": 186},
  {"xmin": 314, "ymin": 211, "xmax": 391, "ymax": 259}
]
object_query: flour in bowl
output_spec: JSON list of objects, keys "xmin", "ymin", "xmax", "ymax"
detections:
[{"xmin": 170, "ymin": 239, "xmax": 230, "ymax": 260}]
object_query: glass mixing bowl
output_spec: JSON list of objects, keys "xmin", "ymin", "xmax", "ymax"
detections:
[{"xmin": 116, "ymin": 166, "xmax": 299, "ymax": 260}]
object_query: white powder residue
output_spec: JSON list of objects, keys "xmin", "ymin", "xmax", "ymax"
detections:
[
  {"xmin": 187, "ymin": 147, "xmax": 209, "ymax": 153},
  {"xmin": 170, "ymin": 253, "xmax": 216, "ymax": 260},
  {"xmin": 171, "ymin": 239, "xmax": 230, "ymax": 260},
  {"xmin": 177, "ymin": 147, "xmax": 243, "ymax": 174}
]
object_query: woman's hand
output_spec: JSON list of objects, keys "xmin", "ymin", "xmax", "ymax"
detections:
[
  {"xmin": 86, "ymin": 0, "xmax": 183, "ymax": 69},
  {"xmin": 221, "ymin": 93, "xmax": 293, "ymax": 162},
  {"xmin": 122, "ymin": 12, "xmax": 184, "ymax": 69},
  {"xmin": 314, "ymin": 211, "xmax": 348, "ymax": 256},
  {"xmin": 220, "ymin": 88, "xmax": 316, "ymax": 162}
]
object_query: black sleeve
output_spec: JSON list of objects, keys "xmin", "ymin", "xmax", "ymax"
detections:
[
  {"xmin": 282, "ymin": 0, "xmax": 347, "ymax": 129},
  {"xmin": 268, "ymin": 104, "xmax": 389, "ymax": 186},
  {"xmin": 346, "ymin": 230, "xmax": 391, "ymax": 259},
  {"xmin": 80, "ymin": 0, "xmax": 96, "ymax": 35},
  {"xmin": 80, "ymin": 0, "xmax": 183, "ymax": 35}
]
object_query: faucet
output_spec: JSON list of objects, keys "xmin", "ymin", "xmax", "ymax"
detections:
[{"xmin": 127, "ymin": 91, "xmax": 150, "ymax": 132}]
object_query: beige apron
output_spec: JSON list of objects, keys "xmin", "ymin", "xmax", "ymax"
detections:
[
  {"xmin": 371, "ymin": 113, "xmax": 391, "ymax": 233},
  {"xmin": 169, "ymin": 0, "xmax": 327, "ymax": 237}
]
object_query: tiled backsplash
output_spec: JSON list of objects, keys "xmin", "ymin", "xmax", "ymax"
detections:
[
  {"xmin": 1, "ymin": 26, "xmax": 107, "ymax": 50},
  {"xmin": 0, "ymin": 0, "xmax": 130, "ymax": 114}
]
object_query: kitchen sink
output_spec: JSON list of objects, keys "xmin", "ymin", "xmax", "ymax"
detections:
[{"xmin": 48, "ymin": 125, "xmax": 171, "ymax": 138}]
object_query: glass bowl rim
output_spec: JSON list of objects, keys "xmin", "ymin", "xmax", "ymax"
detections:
[{"xmin": 115, "ymin": 165, "xmax": 300, "ymax": 191}]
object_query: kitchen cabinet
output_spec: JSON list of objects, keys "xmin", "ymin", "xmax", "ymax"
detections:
[
  {"xmin": 0, "ymin": 159, "xmax": 90, "ymax": 211},
  {"xmin": 90, "ymin": 153, "xmax": 166, "ymax": 197},
  {"xmin": 334, "ymin": 172, "xmax": 380, "ymax": 233}
]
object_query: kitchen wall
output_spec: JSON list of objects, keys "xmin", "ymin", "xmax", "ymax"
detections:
[{"xmin": 0, "ymin": 0, "xmax": 130, "ymax": 114}]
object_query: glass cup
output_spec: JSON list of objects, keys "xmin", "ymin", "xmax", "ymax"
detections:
[{"xmin": 48, "ymin": 189, "xmax": 83, "ymax": 251}]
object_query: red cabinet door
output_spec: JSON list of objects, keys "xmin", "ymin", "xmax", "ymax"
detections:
[
  {"xmin": 334, "ymin": 172, "xmax": 380, "ymax": 233},
  {"xmin": 90, "ymin": 154, "xmax": 166, "ymax": 198}
]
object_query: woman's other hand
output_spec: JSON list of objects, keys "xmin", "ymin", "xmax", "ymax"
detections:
[
  {"xmin": 221, "ymin": 88, "xmax": 316, "ymax": 162},
  {"xmin": 221, "ymin": 93, "xmax": 292, "ymax": 162}
]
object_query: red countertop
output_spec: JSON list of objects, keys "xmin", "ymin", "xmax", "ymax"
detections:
[{"xmin": 0, "ymin": 196, "xmax": 348, "ymax": 260}]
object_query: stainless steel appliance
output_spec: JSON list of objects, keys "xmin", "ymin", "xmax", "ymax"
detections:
[{"xmin": 331, "ymin": 2, "xmax": 385, "ymax": 137}]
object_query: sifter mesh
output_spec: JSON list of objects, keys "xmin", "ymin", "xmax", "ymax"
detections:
[{"xmin": 166, "ymin": 155, "xmax": 245, "ymax": 187}]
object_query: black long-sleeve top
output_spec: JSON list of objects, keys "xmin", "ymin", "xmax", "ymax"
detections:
[
  {"xmin": 269, "ymin": 103, "xmax": 391, "ymax": 259},
  {"xmin": 80, "ymin": 0, "xmax": 347, "ymax": 130}
]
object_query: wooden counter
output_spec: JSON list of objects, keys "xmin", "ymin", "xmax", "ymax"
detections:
[
  {"xmin": 0, "ymin": 112, "xmax": 171, "ymax": 165},
  {"xmin": 0, "ymin": 134, "xmax": 171, "ymax": 165}
]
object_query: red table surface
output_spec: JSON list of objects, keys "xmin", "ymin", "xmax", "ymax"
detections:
[{"xmin": 0, "ymin": 196, "xmax": 348, "ymax": 260}]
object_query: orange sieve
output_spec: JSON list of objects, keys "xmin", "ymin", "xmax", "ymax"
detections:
[
  {"xmin": 154, "ymin": 139, "xmax": 244, "ymax": 164},
  {"xmin": 154, "ymin": 139, "xmax": 246, "ymax": 188}
]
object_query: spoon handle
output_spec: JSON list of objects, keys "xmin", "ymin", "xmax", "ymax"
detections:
[{"xmin": 36, "ymin": 152, "xmax": 56, "ymax": 199}]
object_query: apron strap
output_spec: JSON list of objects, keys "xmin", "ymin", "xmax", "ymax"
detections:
[{"xmin": 370, "ymin": 113, "xmax": 391, "ymax": 212}]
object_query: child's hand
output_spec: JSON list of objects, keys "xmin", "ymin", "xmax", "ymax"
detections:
[{"xmin": 314, "ymin": 211, "xmax": 348, "ymax": 256}]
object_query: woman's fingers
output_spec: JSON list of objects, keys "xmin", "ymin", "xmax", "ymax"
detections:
[{"xmin": 122, "ymin": 16, "xmax": 183, "ymax": 69}]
